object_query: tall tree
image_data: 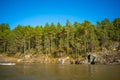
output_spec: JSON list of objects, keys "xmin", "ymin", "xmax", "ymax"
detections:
[
  {"xmin": 25, "ymin": 25, "xmax": 34, "ymax": 50},
  {"xmin": 49, "ymin": 22, "xmax": 56, "ymax": 54},
  {"xmin": 113, "ymin": 18, "xmax": 120, "ymax": 41},
  {"xmin": 34, "ymin": 25, "xmax": 43, "ymax": 54},
  {"xmin": 66, "ymin": 20, "xmax": 71, "ymax": 55},
  {"xmin": 0, "ymin": 24, "xmax": 10, "ymax": 53},
  {"xmin": 56, "ymin": 22, "xmax": 63, "ymax": 49},
  {"xmin": 13, "ymin": 25, "xmax": 26, "ymax": 53}
]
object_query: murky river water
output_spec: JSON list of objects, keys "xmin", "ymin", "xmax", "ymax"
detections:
[{"xmin": 0, "ymin": 63, "xmax": 120, "ymax": 80}]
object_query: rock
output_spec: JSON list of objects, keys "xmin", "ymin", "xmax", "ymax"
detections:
[
  {"xmin": 58, "ymin": 57, "xmax": 70, "ymax": 64},
  {"xmin": 81, "ymin": 60, "xmax": 88, "ymax": 64},
  {"xmin": 91, "ymin": 57, "xmax": 95, "ymax": 64},
  {"xmin": 25, "ymin": 54, "xmax": 31, "ymax": 59},
  {"xmin": 86, "ymin": 54, "xmax": 96, "ymax": 64},
  {"xmin": 17, "ymin": 59, "xmax": 23, "ymax": 62}
]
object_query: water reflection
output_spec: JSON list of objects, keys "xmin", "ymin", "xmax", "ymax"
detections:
[
  {"xmin": 0, "ymin": 63, "xmax": 120, "ymax": 80},
  {"xmin": 87, "ymin": 65, "xmax": 95, "ymax": 80}
]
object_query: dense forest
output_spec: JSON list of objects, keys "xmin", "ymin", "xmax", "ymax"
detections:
[{"xmin": 0, "ymin": 18, "xmax": 120, "ymax": 58}]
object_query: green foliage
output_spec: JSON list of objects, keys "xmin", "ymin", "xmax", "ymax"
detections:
[
  {"xmin": 113, "ymin": 18, "xmax": 120, "ymax": 41},
  {"xmin": 0, "ymin": 24, "xmax": 10, "ymax": 53},
  {"xmin": 0, "ymin": 18, "xmax": 120, "ymax": 57}
]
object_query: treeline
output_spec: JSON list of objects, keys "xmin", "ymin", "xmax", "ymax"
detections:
[{"xmin": 0, "ymin": 18, "xmax": 120, "ymax": 58}]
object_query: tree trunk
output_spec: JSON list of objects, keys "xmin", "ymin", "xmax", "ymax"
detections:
[
  {"xmin": 60, "ymin": 38, "xmax": 62, "ymax": 49},
  {"xmin": 84, "ymin": 41, "xmax": 86, "ymax": 54},
  {"xmin": 49, "ymin": 35, "xmax": 52, "ymax": 54},
  {"xmin": 67, "ymin": 27, "xmax": 69, "ymax": 55},
  {"xmin": 28, "ymin": 37, "xmax": 31, "ymax": 50},
  {"xmin": 3, "ymin": 41, "xmax": 6, "ymax": 53},
  {"xmin": 23, "ymin": 38, "xmax": 25, "ymax": 55}
]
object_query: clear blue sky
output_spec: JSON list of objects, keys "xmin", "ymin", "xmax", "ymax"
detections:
[{"xmin": 0, "ymin": 0, "xmax": 120, "ymax": 29}]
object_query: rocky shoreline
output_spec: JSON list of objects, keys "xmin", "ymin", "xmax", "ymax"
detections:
[{"xmin": 0, "ymin": 51, "xmax": 120, "ymax": 65}]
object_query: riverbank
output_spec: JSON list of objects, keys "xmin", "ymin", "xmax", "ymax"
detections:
[
  {"xmin": 0, "ymin": 54, "xmax": 84, "ymax": 64},
  {"xmin": 0, "ymin": 50, "xmax": 120, "ymax": 65}
]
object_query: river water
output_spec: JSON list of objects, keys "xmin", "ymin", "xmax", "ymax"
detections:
[{"xmin": 0, "ymin": 63, "xmax": 120, "ymax": 80}]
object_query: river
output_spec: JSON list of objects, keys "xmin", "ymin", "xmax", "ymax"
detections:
[{"xmin": 0, "ymin": 63, "xmax": 120, "ymax": 80}]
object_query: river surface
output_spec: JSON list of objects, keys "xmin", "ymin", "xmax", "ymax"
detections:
[{"xmin": 0, "ymin": 63, "xmax": 120, "ymax": 80}]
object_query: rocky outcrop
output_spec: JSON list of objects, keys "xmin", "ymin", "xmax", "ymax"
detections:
[{"xmin": 88, "ymin": 50, "xmax": 120, "ymax": 64}]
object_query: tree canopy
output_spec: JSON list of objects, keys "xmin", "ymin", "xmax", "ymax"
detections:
[{"xmin": 0, "ymin": 18, "xmax": 120, "ymax": 58}]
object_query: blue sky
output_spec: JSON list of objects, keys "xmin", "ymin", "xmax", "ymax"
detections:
[{"xmin": 0, "ymin": 0, "xmax": 120, "ymax": 29}]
